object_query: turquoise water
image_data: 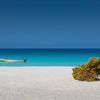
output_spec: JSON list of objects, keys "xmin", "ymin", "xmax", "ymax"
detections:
[{"xmin": 0, "ymin": 49, "xmax": 100, "ymax": 66}]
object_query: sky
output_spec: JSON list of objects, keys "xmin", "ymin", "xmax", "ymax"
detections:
[{"xmin": 0, "ymin": 0, "xmax": 100, "ymax": 48}]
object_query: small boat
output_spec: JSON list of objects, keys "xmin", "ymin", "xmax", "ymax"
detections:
[{"xmin": 0, "ymin": 58, "xmax": 27, "ymax": 63}]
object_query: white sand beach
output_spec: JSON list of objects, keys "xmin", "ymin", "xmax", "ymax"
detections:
[{"xmin": 0, "ymin": 67, "xmax": 100, "ymax": 100}]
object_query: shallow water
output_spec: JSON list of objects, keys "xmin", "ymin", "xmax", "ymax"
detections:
[{"xmin": 0, "ymin": 49, "xmax": 100, "ymax": 66}]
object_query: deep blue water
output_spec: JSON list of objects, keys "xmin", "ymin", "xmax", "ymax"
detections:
[{"xmin": 0, "ymin": 49, "xmax": 100, "ymax": 66}]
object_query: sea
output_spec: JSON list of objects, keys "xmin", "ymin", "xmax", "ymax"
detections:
[{"xmin": 0, "ymin": 49, "xmax": 100, "ymax": 67}]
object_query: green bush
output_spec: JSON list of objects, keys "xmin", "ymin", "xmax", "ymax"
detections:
[{"xmin": 72, "ymin": 57, "xmax": 100, "ymax": 81}]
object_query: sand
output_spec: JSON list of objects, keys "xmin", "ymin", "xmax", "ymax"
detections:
[{"xmin": 0, "ymin": 67, "xmax": 100, "ymax": 100}]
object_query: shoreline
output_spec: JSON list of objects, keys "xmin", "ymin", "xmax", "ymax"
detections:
[
  {"xmin": 0, "ymin": 66, "xmax": 75, "ymax": 68},
  {"xmin": 0, "ymin": 67, "xmax": 99, "ymax": 100}
]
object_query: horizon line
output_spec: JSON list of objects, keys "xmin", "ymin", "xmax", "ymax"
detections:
[{"xmin": 0, "ymin": 48, "xmax": 100, "ymax": 49}]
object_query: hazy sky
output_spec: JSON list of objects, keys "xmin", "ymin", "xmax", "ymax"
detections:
[{"xmin": 0, "ymin": 0, "xmax": 100, "ymax": 48}]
